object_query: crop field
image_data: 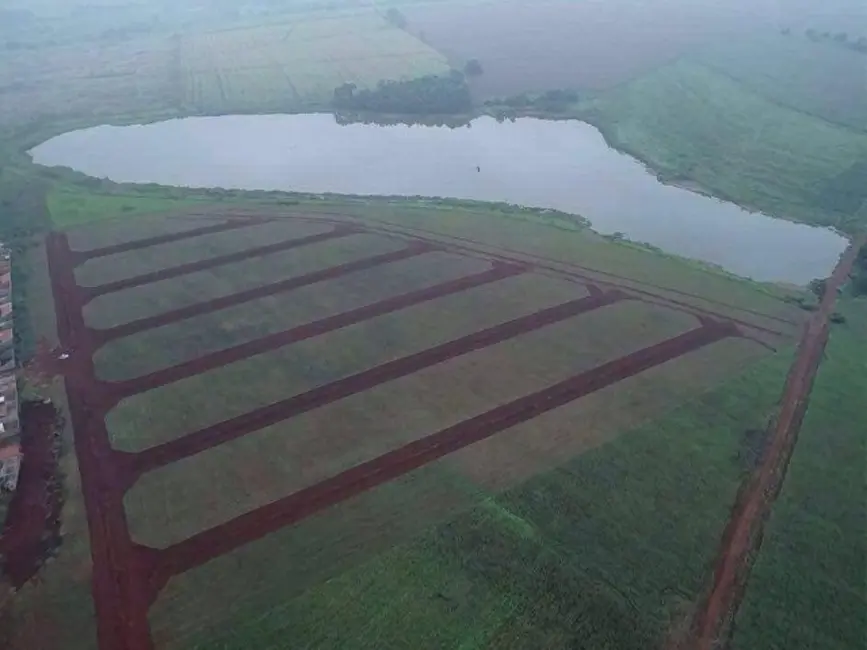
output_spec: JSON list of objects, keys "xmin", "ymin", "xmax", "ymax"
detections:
[
  {"xmin": 28, "ymin": 204, "xmax": 807, "ymax": 650},
  {"xmin": 179, "ymin": 11, "xmax": 449, "ymax": 113},
  {"xmin": 0, "ymin": 36, "xmax": 177, "ymax": 127},
  {"xmin": 732, "ymin": 300, "xmax": 867, "ymax": 650},
  {"xmin": 582, "ymin": 59, "xmax": 867, "ymax": 229},
  {"xmin": 401, "ymin": 0, "xmax": 766, "ymax": 100},
  {"xmin": 696, "ymin": 32, "xmax": 867, "ymax": 132}
]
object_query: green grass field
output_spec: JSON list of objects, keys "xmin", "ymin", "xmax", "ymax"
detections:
[
  {"xmin": 145, "ymin": 344, "xmax": 794, "ymax": 650},
  {"xmin": 180, "ymin": 10, "xmax": 449, "ymax": 113},
  {"xmin": 3, "ymin": 3, "xmax": 865, "ymax": 648},
  {"xmin": 581, "ymin": 60, "xmax": 867, "ymax": 231},
  {"xmin": 696, "ymin": 32, "xmax": 867, "ymax": 132},
  {"xmin": 732, "ymin": 299, "xmax": 867, "ymax": 650}
]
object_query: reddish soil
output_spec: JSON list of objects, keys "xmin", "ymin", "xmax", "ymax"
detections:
[
  {"xmin": 0, "ymin": 400, "xmax": 63, "ymax": 588},
  {"xmin": 118, "ymin": 289, "xmax": 628, "ymax": 482},
  {"xmin": 66, "ymin": 217, "xmax": 270, "ymax": 264},
  {"xmin": 90, "ymin": 241, "xmax": 433, "ymax": 345},
  {"xmin": 149, "ymin": 317, "xmax": 739, "ymax": 596},
  {"xmin": 93, "ymin": 262, "xmax": 525, "ymax": 404},
  {"xmin": 80, "ymin": 224, "xmax": 356, "ymax": 301},
  {"xmin": 681, "ymin": 235, "xmax": 867, "ymax": 650},
  {"xmin": 41, "ymin": 215, "xmax": 765, "ymax": 650}
]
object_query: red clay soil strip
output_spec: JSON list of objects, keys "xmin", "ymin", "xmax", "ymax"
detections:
[
  {"xmin": 88, "ymin": 241, "xmax": 435, "ymax": 347},
  {"xmin": 98, "ymin": 262, "xmax": 525, "ymax": 403},
  {"xmin": 0, "ymin": 401, "xmax": 63, "ymax": 588},
  {"xmin": 66, "ymin": 217, "xmax": 270, "ymax": 265},
  {"xmin": 120, "ymin": 289, "xmax": 628, "ymax": 481},
  {"xmin": 47, "ymin": 232, "xmax": 155, "ymax": 650},
  {"xmin": 79, "ymin": 225, "xmax": 357, "ymax": 302},
  {"xmin": 684, "ymin": 236, "xmax": 866, "ymax": 650},
  {"xmin": 146, "ymin": 319, "xmax": 740, "ymax": 596}
]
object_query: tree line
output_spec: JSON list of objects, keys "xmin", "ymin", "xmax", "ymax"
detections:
[
  {"xmin": 782, "ymin": 27, "xmax": 867, "ymax": 54},
  {"xmin": 333, "ymin": 71, "xmax": 472, "ymax": 115}
]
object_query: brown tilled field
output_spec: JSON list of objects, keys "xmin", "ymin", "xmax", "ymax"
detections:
[{"xmin": 35, "ymin": 208, "xmax": 800, "ymax": 650}]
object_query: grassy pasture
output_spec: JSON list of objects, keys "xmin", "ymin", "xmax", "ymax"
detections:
[
  {"xmin": 145, "ymin": 344, "xmax": 793, "ymax": 650},
  {"xmin": 696, "ymin": 32, "xmax": 867, "ymax": 132},
  {"xmin": 180, "ymin": 10, "xmax": 449, "ymax": 113},
  {"xmin": 0, "ymin": 36, "xmax": 177, "ymax": 127},
  {"xmin": 582, "ymin": 60, "xmax": 867, "ymax": 230},
  {"xmin": 732, "ymin": 300, "xmax": 867, "ymax": 650},
  {"xmin": 402, "ymin": 0, "xmax": 763, "ymax": 100}
]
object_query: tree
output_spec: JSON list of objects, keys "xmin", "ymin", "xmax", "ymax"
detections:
[
  {"xmin": 780, "ymin": 27, "xmax": 791, "ymax": 35},
  {"xmin": 805, "ymin": 28, "xmax": 819, "ymax": 41},
  {"xmin": 808, "ymin": 278, "xmax": 828, "ymax": 299},
  {"xmin": 464, "ymin": 59, "xmax": 483, "ymax": 76},
  {"xmin": 385, "ymin": 7, "xmax": 407, "ymax": 29},
  {"xmin": 834, "ymin": 32, "xmax": 848, "ymax": 43}
]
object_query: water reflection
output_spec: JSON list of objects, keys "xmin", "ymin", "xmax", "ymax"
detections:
[{"xmin": 30, "ymin": 114, "xmax": 847, "ymax": 283}]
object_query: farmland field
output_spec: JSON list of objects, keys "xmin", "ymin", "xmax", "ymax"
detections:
[
  {"xmin": 732, "ymin": 300, "xmax": 867, "ymax": 650},
  {"xmin": 580, "ymin": 59, "xmax": 867, "ymax": 230},
  {"xmin": 696, "ymin": 32, "xmax": 867, "ymax": 131},
  {"xmin": 401, "ymin": 0, "xmax": 772, "ymax": 100},
  {"xmin": 179, "ymin": 11, "xmax": 449, "ymax": 112},
  {"xmin": 2, "ymin": 200, "xmax": 807, "ymax": 650}
]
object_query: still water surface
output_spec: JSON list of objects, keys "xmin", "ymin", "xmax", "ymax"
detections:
[{"xmin": 30, "ymin": 114, "xmax": 847, "ymax": 284}]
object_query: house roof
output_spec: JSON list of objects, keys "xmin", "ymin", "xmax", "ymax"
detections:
[{"xmin": 0, "ymin": 443, "xmax": 20, "ymax": 460}]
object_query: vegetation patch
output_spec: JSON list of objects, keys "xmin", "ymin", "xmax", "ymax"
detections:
[
  {"xmin": 156, "ymin": 348, "xmax": 792, "ymax": 649},
  {"xmin": 732, "ymin": 300, "xmax": 867, "ymax": 650},
  {"xmin": 581, "ymin": 60, "xmax": 867, "ymax": 231},
  {"xmin": 696, "ymin": 31, "xmax": 867, "ymax": 131}
]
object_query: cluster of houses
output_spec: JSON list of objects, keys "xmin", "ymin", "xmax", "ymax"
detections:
[{"xmin": 0, "ymin": 248, "xmax": 21, "ymax": 492}]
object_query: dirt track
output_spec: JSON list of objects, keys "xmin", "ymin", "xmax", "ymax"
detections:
[
  {"xmin": 80, "ymin": 225, "xmax": 355, "ymax": 300},
  {"xmin": 0, "ymin": 401, "xmax": 62, "ymax": 588},
  {"xmin": 90, "ymin": 242, "xmax": 432, "ymax": 345},
  {"xmin": 120, "ymin": 289, "xmax": 628, "ymax": 481},
  {"xmin": 682, "ymin": 235, "xmax": 866, "ymax": 650},
  {"xmin": 43, "ymin": 216, "xmax": 773, "ymax": 650}
]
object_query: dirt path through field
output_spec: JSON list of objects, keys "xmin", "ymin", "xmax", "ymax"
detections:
[
  {"xmin": 0, "ymin": 401, "xmax": 62, "ymax": 588},
  {"xmin": 679, "ymin": 235, "xmax": 866, "ymax": 650}
]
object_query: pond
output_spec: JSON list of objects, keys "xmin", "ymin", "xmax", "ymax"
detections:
[{"xmin": 30, "ymin": 114, "xmax": 847, "ymax": 284}]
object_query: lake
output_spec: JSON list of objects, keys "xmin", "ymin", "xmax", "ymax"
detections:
[{"xmin": 30, "ymin": 114, "xmax": 847, "ymax": 284}]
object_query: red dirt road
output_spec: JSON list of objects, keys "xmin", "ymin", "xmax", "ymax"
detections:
[
  {"xmin": 0, "ymin": 401, "xmax": 62, "ymax": 588},
  {"xmin": 684, "ymin": 236, "xmax": 866, "ymax": 650},
  {"xmin": 80, "ymin": 225, "xmax": 356, "ymax": 300},
  {"xmin": 42, "ymin": 217, "xmax": 763, "ymax": 650},
  {"xmin": 118, "ymin": 289, "xmax": 629, "ymax": 480},
  {"xmin": 90, "ymin": 241, "xmax": 433, "ymax": 345}
]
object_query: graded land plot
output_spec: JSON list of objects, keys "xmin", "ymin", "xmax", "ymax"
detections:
[
  {"xmin": 695, "ymin": 32, "xmax": 867, "ymax": 132},
  {"xmin": 123, "ymin": 300, "xmax": 700, "ymax": 547},
  {"xmin": 83, "ymin": 231, "xmax": 407, "ymax": 328},
  {"xmin": 145, "ymin": 345, "xmax": 794, "ymax": 650},
  {"xmin": 0, "ymin": 36, "xmax": 176, "ymax": 127},
  {"xmin": 582, "ymin": 59, "xmax": 867, "ymax": 229},
  {"xmin": 105, "ymin": 272, "xmax": 591, "ymax": 450},
  {"xmin": 92, "ymin": 250, "xmax": 491, "ymax": 380},
  {"xmin": 732, "ymin": 300, "xmax": 867, "ymax": 650},
  {"xmin": 402, "ymin": 0, "xmax": 761, "ymax": 100},
  {"xmin": 73, "ymin": 218, "xmax": 335, "ymax": 287},
  {"xmin": 180, "ymin": 10, "xmax": 449, "ymax": 113},
  {"xmin": 64, "ymin": 210, "xmax": 234, "ymax": 253},
  {"xmin": 302, "ymin": 203, "xmax": 805, "ymax": 334}
]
